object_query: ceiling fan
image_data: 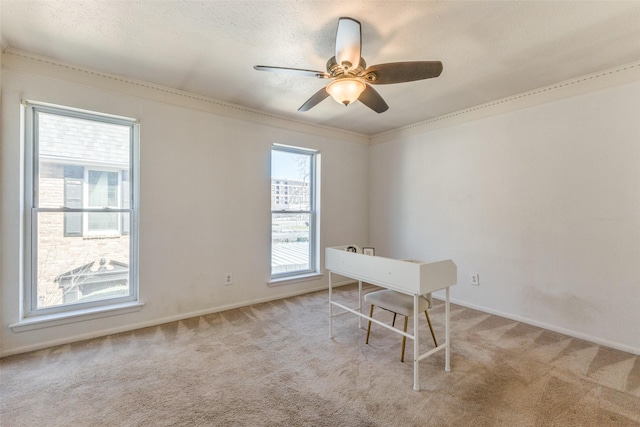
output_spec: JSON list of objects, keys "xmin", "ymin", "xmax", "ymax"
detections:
[{"xmin": 254, "ymin": 17, "xmax": 443, "ymax": 113}]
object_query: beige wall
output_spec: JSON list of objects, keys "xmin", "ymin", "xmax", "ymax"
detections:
[
  {"xmin": 369, "ymin": 80, "xmax": 640, "ymax": 354},
  {"xmin": 4, "ymin": 49, "xmax": 638, "ymax": 356},
  {"xmin": 1, "ymin": 52, "xmax": 370, "ymax": 355}
]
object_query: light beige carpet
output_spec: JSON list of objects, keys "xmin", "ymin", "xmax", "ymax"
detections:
[{"xmin": 1, "ymin": 284, "xmax": 639, "ymax": 426}]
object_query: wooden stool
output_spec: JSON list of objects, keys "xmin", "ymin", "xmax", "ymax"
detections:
[{"xmin": 364, "ymin": 289, "xmax": 438, "ymax": 362}]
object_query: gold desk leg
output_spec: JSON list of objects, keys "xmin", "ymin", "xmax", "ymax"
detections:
[
  {"xmin": 425, "ymin": 310, "xmax": 438, "ymax": 347},
  {"xmin": 401, "ymin": 316, "xmax": 409, "ymax": 362},
  {"xmin": 365, "ymin": 305, "xmax": 374, "ymax": 344}
]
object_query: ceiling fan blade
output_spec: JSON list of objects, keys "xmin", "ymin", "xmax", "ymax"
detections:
[
  {"xmin": 335, "ymin": 17, "xmax": 361, "ymax": 69},
  {"xmin": 298, "ymin": 87, "xmax": 330, "ymax": 112},
  {"xmin": 254, "ymin": 65, "xmax": 328, "ymax": 79},
  {"xmin": 358, "ymin": 85, "xmax": 389, "ymax": 113},
  {"xmin": 363, "ymin": 61, "xmax": 443, "ymax": 84}
]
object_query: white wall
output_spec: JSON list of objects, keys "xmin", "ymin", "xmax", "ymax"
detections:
[
  {"xmin": 370, "ymin": 80, "xmax": 640, "ymax": 354},
  {"xmin": 0, "ymin": 53, "xmax": 369, "ymax": 355}
]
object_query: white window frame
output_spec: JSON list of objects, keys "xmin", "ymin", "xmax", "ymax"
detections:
[
  {"xmin": 23, "ymin": 101, "xmax": 140, "ymax": 320},
  {"xmin": 270, "ymin": 144, "xmax": 319, "ymax": 281}
]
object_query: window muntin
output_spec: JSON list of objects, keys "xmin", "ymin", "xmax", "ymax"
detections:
[
  {"xmin": 26, "ymin": 102, "xmax": 138, "ymax": 315},
  {"xmin": 271, "ymin": 145, "xmax": 318, "ymax": 278}
]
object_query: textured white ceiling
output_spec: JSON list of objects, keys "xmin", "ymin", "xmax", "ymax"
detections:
[{"xmin": 2, "ymin": 1, "xmax": 640, "ymax": 136}]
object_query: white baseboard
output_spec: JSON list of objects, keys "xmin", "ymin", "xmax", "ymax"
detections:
[
  {"xmin": 0, "ymin": 281, "xmax": 352, "ymax": 358},
  {"xmin": 432, "ymin": 294, "xmax": 640, "ymax": 356},
  {"xmin": 5, "ymin": 283, "xmax": 637, "ymax": 357}
]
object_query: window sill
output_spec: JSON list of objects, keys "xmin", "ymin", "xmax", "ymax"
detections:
[
  {"xmin": 267, "ymin": 273, "xmax": 323, "ymax": 287},
  {"xmin": 9, "ymin": 301, "xmax": 145, "ymax": 333}
]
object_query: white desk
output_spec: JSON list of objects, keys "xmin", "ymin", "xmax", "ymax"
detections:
[{"xmin": 325, "ymin": 245, "xmax": 457, "ymax": 391}]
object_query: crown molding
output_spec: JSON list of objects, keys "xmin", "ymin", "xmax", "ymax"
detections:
[
  {"xmin": 1, "ymin": 48, "xmax": 370, "ymax": 145},
  {"xmin": 4, "ymin": 48, "xmax": 639, "ymax": 147},
  {"xmin": 371, "ymin": 60, "xmax": 640, "ymax": 145}
]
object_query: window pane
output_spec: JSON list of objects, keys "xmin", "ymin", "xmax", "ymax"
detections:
[
  {"xmin": 86, "ymin": 171, "xmax": 120, "ymax": 232},
  {"xmin": 88, "ymin": 212, "xmax": 119, "ymax": 231},
  {"xmin": 36, "ymin": 212, "xmax": 130, "ymax": 309},
  {"xmin": 121, "ymin": 211, "xmax": 130, "ymax": 236},
  {"xmin": 37, "ymin": 112, "xmax": 130, "ymax": 208},
  {"xmin": 271, "ymin": 212, "xmax": 310, "ymax": 275},
  {"xmin": 88, "ymin": 170, "xmax": 118, "ymax": 208},
  {"xmin": 271, "ymin": 150, "xmax": 311, "ymax": 211}
]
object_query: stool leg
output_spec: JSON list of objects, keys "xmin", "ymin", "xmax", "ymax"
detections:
[
  {"xmin": 425, "ymin": 310, "xmax": 438, "ymax": 347},
  {"xmin": 365, "ymin": 305, "xmax": 374, "ymax": 344},
  {"xmin": 401, "ymin": 315, "xmax": 409, "ymax": 362}
]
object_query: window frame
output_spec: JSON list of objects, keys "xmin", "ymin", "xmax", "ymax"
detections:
[
  {"xmin": 23, "ymin": 101, "xmax": 140, "ymax": 319},
  {"xmin": 270, "ymin": 144, "xmax": 319, "ymax": 280}
]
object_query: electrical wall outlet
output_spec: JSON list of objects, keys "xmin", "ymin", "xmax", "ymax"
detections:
[
  {"xmin": 470, "ymin": 273, "xmax": 479, "ymax": 286},
  {"xmin": 224, "ymin": 273, "xmax": 233, "ymax": 285}
]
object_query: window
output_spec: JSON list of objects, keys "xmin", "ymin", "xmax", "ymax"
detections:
[
  {"xmin": 25, "ymin": 102, "xmax": 139, "ymax": 316},
  {"xmin": 271, "ymin": 145, "xmax": 318, "ymax": 279}
]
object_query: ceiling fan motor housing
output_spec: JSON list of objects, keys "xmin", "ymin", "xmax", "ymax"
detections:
[{"xmin": 326, "ymin": 56, "xmax": 367, "ymax": 77}]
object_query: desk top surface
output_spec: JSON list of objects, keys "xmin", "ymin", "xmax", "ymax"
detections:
[{"xmin": 325, "ymin": 246, "xmax": 457, "ymax": 295}]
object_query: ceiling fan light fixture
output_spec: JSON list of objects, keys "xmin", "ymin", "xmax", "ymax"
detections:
[{"xmin": 326, "ymin": 78, "xmax": 366, "ymax": 106}]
